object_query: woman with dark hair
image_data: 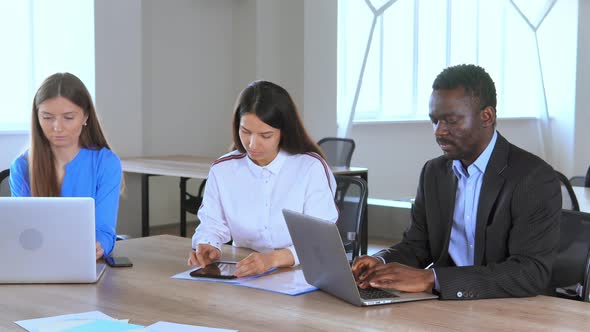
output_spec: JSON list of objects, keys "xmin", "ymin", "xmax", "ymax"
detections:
[
  {"xmin": 9, "ymin": 72, "xmax": 122, "ymax": 260},
  {"xmin": 188, "ymin": 80, "xmax": 338, "ymax": 277}
]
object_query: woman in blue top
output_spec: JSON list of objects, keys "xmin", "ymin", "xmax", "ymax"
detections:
[{"xmin": 9, "ymin": 72, "xmax": 122, "ymax": 260}]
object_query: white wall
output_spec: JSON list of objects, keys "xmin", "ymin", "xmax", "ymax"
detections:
[
  {"xmin": 255, "ymin": 1, "xmax": 304, "ymax": 109},
  {"xmin": 231, "ymin": 0, "xmax": 306, "ymax": 112},
  {"xmin": 94, "ymin": 0, "xmax": 144, "ymax": 236},
  {"xmin": 303, "ymin": 0, "xmax": 339, "ymax": 138},
  {"xmin": 0, "ymin": 134, "xmax": 28, "ymax": 170},
  {"xmin": 142, "ymin": 0, "xmax": 234, "ymax": 158},
  {"xmin": 95, "ymin": 0, "xmax": 143, "ymax": 157},
  {"xmin": 231, "ymin": 0, "xmax": 257, "ymax": 97}
]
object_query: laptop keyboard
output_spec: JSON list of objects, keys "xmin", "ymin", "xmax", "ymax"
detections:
[{"xmin": 358, "ymin": 287, "xmax": 399, "ymax": 300}]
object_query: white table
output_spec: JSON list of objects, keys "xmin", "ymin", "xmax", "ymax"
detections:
[{"xmin": 573, "ymin": 186, "xmax": 590, "ymax": 213}]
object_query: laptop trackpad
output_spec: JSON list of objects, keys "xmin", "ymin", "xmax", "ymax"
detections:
[{"xmin": 359, "ymin": 287, "xmax": 399, "ymax": 300}]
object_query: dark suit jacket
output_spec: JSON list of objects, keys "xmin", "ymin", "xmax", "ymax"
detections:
[{"xmin": 375, "ymin": 133, "xmax": 561, "ymax": 300}]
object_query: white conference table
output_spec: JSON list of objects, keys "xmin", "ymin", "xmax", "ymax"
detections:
[{"xmin": 574, "ymin": 186, "xmax": 590, "ymax": 213}]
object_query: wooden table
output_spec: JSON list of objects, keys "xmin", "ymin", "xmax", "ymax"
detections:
[
  {"xmin": 2, "ymin": 235, "xmax": 589, "ymax": 331},
  {"xmin": 574, "ymin": 186, "xmax": 590, "ymax": 213},
  {"xmin": 121, "ymin": 155, "xmax": 370, "ymax": 255}
]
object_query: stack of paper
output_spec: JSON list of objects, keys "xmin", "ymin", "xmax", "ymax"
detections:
[
  {"xmin": 15, "ymin": 311, "xmax": 142, "ymax": 331},
  {"xmin": 15, "ymin": 312, "xmax": 237, "ymax": 332}
]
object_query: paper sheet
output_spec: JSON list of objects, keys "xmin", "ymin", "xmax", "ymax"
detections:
[
  {"xmin": 15, "ymin": 311, "xmax": 114, "ymax": 331},
  {"xmin": 15, "ymin": 312, "xmax": 236, "ymax": 332},
  {"xmin": 137, "ymin": 321, "xmax": 237, "ymax": 332},
  {"xmin": 239, "ymin": 269, "xmax": 317, "ymax": 295},
  {"xmin": 62, "ymin": 320, "xmax": 143, "ymax": 332}
]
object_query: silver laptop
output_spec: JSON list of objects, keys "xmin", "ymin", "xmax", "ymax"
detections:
[
  {"xmin": 283, "ymin": 209, "xmax": 438, "ymax": 306},
  {"xmin": 0, "ymin": 197, "xmax": 106, "ymax": 283}
]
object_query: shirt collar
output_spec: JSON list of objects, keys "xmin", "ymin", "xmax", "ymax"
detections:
[
  {"xmin": 246, "ymin": 149, "xmax": 288, "ymax": 177},
  {"xmin": 452, "ymin": 130, "xmax": 498, "ymax": 178}
]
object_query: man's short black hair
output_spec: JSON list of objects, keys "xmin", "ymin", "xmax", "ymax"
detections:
[{"xmin": 432, "ymin": 64, "xmax": 497, "ymax": 111}]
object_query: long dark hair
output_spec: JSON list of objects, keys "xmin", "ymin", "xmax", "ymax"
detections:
[
  {"xmin": 30, "ymin": 72, "xmax": 112, "ymax": 196},
  {"xmin": 231, "ymin": 80, "xmax": 324, "ymax": 158}
]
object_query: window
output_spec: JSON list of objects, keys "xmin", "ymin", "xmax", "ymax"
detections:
[
  {"xmin": 338, "ymin": 0, "xmax": 578, "ymax": 126},
  {"xmin": 0, "ymin": 0, "xmax": 95, "ymax": 133}
]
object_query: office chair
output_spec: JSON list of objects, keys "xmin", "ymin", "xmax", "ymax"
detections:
[
  {"xmin": 569, "ymin": 165, "xmax": 590, "ymax": 187},
  {"xmin": 318, "ymin": 137, "xmax": 356, "ymax": 167},
  {"xmin": 570, "ymin": 176, "xmax": 586, "ymax": 187},
  {"xmin": 180, "ymin": 177, "xmax": 207, "ymax": 236},
  {"xmin": 1, "ymin": 168, "xmax": 129, "ymax": 241},
  {"xmin": 334, "ymin": 175, "xmax": 368, "ymax": 261},
  {"xmin": 548, "ymin": 209, "xmax": 590, "ymax": 302},
  {"xmin": 555, "ymin": 171, "xmax": 580, "ymax": 211},
  {"xmin": 0, "ymin": 169, "xmax": 10, "ymax": 196}
]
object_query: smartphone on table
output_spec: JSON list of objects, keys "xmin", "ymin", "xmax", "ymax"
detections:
[
  {"xmin": 105, "ymin": 256, "xmax": 133, "ymax": 267},
  {"xmin": 190, "ymin": 261, "xmax": 238, "ymax": 279}
]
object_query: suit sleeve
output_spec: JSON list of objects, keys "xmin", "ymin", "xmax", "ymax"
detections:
[
  {"xmin": 373, "ymin": 162, "xmax": 434, "ymax": 267},
  {"xmin": 95, "ymin": 151, "xmax": 122, "ymax": 257},
  {"xmin": 435, "ymin": 163, "xmax": 560, "ymax": 299}
]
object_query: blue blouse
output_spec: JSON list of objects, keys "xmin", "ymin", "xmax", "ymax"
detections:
[{"xmin": 9, "ymin": 147, "xmax": 122, "ymax": 256}]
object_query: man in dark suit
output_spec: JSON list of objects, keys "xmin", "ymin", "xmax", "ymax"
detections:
[{"xmin": 352, "ymin": 64, "xmax": 561, "ymax": 300}]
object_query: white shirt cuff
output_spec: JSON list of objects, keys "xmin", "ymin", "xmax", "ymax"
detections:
[
  {"xmin": 432, "ymin": 268, "xmax": 440, "ymax": 291},
  {"xmin": 193, "ymin": 237, "xmax": 222, "ymax": 254},
  {"xmin": 287, "ymin": 245, "xmax": 300, "ymax": 266}
]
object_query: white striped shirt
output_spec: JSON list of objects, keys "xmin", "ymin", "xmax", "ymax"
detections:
[{"xmin": 192, "ymin": 150, "xmax": 338, "ymax": 265}]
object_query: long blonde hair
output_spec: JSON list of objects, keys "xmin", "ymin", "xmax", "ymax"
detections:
[{"xmin": 29, "ymin": 72, "xmax": 112, "ymax": 196}]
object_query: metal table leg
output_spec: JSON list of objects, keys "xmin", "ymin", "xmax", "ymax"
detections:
[
  {"xmin": 141, "ymin": 174, "xmax": 151, "ymax": 237},
  {"xmin": 180, "ymin": 177, "xmax": 188, "ymax": 237}
]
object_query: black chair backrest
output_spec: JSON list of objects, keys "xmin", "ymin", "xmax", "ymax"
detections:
[
  {"xmin": 334, "ymin": 175, "xmax": 367, "ymax": 261},
  {"xmin": 182, "ymin": 178, "xmax": 207, "ymax": 215},
  {"xmin": 550, "ymin": 209, "xmax": 590, "ymax": 302},
  {"xmin": 318, "ymin": 137, "xmax": 356, "ymax": 167},
  {"xmin": 569, "ymin": 166, "xmax": 590, "ymax": 188},
  {"xmin": 555, "ymin": 170, "xmax": 580, "ymax": 211},
  {"xmin": 0, "ymin": 169, "xmax": 10, "ymax": 196},
  {"xmin": 570, "ymin": 176, "xmax": 586, "ymax": 187}
]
